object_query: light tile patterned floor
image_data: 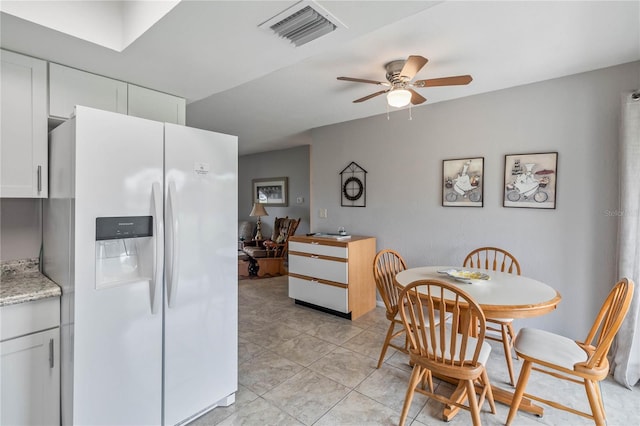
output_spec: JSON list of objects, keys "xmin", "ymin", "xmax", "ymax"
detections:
[{"xmin": 192, "ymin": 276, "xmax": 640, "ymax": 426}]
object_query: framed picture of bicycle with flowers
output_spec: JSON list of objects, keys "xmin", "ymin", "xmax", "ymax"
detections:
[
  {"xmin": 442, "ymin": 157, "xmax": 484, "ymax": 207},
  {"xmin": 503, "ymin": 152, "xmax": 557, "ymax": 209}
]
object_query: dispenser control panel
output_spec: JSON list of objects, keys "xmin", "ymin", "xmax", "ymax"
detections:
[{"xmin": 96, "ymin": 216, "xmax": 153, "ymax": 240}]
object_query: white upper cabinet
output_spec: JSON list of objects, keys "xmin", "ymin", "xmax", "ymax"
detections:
[
  {"xmin": 128, "ymin": 84, "xmax": 186, "ymax": 125},
  {"xmin": 49, "ymin": 63, "xmax": 127, "ymax": 119},
  {"xmin": 1, "ymin": 50, "xmax": 48, "ymax": 198}
]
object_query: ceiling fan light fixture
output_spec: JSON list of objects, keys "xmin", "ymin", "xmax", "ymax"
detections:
[{"xmin": 387, "ymin": 89, "xmax": 412, "ymax": 108}]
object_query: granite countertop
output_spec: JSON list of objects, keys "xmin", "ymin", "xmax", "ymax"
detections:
[{"xmin": 1, "ymin": 258, "xmax": 61, "ymax": 307}]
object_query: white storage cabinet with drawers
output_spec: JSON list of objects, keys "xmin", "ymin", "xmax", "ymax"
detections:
[{"xmin": 288, "ymin": 235, "xmax": 376, "ymax": 320}]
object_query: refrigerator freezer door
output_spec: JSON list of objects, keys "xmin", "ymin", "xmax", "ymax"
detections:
[
  {"xmin": 71, "ymin": 107, "xmax": 164, "ymax": 425},
  {"xmin": 163, "ymin": 123, "xmax": 238, "ymax": 425}
]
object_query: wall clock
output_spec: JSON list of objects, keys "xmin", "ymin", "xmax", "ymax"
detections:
[{"xmin": 340, "ymin": 162, "xmax": 367, "ymax": 207}]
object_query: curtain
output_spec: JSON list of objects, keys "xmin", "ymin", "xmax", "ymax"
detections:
[{"xmin": 612, "ymin": 90, "xmax": 640, "ymax": 388}]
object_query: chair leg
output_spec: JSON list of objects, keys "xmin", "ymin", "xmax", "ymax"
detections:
[
  {"xmin": 399, "ymin": 365, "xmax": 422, "ymax": 426},
  {"xmin": 506, "ymin": 359, "xmax": 533, "ymax": 426},
  {"xmin": 377, "ymin": 320, "xmax": 396, "ymax": 368},
  {"xmin": 465, "ymin": 379, "xmax": 482, "ymax": 426},
  {"xmin": 419, "ymin": 368, "xmax": 434, "ymax": 393},
  {"xmin": 595, "ymin": 380, "xmax": 606, "ymax": 419},
  {"xmin": 585, "ymin": 379, "xmax": 606, "ymax": 426},
  {"xmin": 501, "ymin": 324, "xmax": 516, "ymax": 386},
  {"xmin": 506, "ymin": 322, "xmax": 518, "ymax": 360},
  {"xmin": 481, "ymin": 368, "xmax": 496, "ymax": 414},
  {"xmin": 427, "ymin": 369, "xmax": 434, "ymax": 393}
]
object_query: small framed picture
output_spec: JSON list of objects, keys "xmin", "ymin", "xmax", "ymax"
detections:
[
  {"xmin": 252, "ymin": 177, "xmax": 288, "ymax": 206},
  {"xmin": 442, "ymin": 157, "xmax": 484, "ymax": 207},
  {"xmin": 503, "ymin": 152, "xmax": 558, "ymax": 209}
]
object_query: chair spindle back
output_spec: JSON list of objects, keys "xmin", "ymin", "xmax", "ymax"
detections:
[
  {"xmin": 582, "ymin": 278, "xmax": 634, "ymax": 370},
  {"xmin": 399, "ymin": 279, "xmax": 487, "ymax": 370},
  {"xmin": 464, "ymin": 246, "xmax": 521, "ymax": 275},
  {"xmin": 373, "ymin": 249, "xmax": 407, "ymax": 316}
]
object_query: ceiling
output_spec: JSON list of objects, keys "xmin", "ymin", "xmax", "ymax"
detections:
[{"xmin": 1, "ymin": 1, "xmax": 639, "ymax": 155}]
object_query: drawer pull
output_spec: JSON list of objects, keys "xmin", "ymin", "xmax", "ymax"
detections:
[
  {"xmin": 310, "ymin": 255, "xmax": 319, "ymax": 259},
  {"xmin": 311, "ymin": 242, "xmax": 319, "ymax": 245},
  {"xmin": 49, "ymin": 338, "xmax": 54, "ymax": 368},
  {"xmin": 37, "ymin": 165, "xmax": 42, "ymax": 193}
]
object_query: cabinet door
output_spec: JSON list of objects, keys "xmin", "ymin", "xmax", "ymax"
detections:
[
  {"xmin": 0, "ymin": 328, "xmax": 60, "ymax": 426},
  {"xmin": 0, "ymin": 50, "xmax": 48, "ymax": 198},
  {"xmin": 128, "ymin": 84, "xmax": 186, "ymax": 124},
  {"xmin": 49, "ymin": 63, "xmax": 127, "ymax": 119}
]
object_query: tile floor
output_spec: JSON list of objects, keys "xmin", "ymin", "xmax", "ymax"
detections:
[{"xmin": 193, "ymin": 276, "xmax": 639, "ymax": 426}]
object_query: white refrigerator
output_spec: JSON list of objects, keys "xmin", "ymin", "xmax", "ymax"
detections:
[{"xmin": 43, "ymin": 106, "xmax": 238, "ymax": 425}]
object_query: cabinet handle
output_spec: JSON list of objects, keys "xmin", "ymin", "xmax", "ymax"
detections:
[
  {"xmin": 311, "ymin": 242, "xmax": 319, "ymax": 245},
  {"xmin": 310, "ymin": 255, "xmax": 319, "ymax": 259},
  {"xmin": 37, "ymin": 165, "xmax": 42, "ymax": 193},
  {"xmin": 49, "ymin": 338, "xmax": 54, "ymax": 368}
]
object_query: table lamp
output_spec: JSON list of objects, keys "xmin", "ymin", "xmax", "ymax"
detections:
[{"xmin": 249, "ymin": 202, "xmax": 268, "ymax": 240}]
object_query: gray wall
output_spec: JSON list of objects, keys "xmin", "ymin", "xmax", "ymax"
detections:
[
  {"xmin": 239, "ymin": 145, "xmax": 311, "ymax": 238},
  {"xmin": 1, "ymin": 199, "xmax": 41, "ymax": 261},
  {"xmin": 310, "ymin": 61, "xmax": 640, "ymax": 339}
]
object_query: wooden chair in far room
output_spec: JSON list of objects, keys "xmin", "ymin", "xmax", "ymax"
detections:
[
  {"xmin": 506, "ymin": 278, "xmax": 634, "ymax": 426},
  {"xmin": 464, "ymin": 246, "xmax": 521, "ymax": 386},
  {"xmin": 397, "ymin": 279, "xmax": 496, "ymax": 426},
  {"xmin": 373, "ymin": 249, "xmax": 409, "ymax": 368},
  {"xmin": 242, "ymin": 217, "xmax": 300, "ymax": 277},
  {"xmin": 272, "ymin": 217, "xmax": 300, "ymax": 260}
]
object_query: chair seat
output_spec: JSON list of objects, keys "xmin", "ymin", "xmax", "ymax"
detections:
[
  {"xmin": 243, "ymin": 246, "xmax": 268, "ymax": 258},
  {"xmin": 514, "ymin": 327, "xmax": 588, "ymax": 370},
  {"xmin": 393, "ymin": 310, "xmax": 449, "ymax": 324},
  {"xmin": 487, "ymin": 317, "xmax": 513, "ymax": 324}
]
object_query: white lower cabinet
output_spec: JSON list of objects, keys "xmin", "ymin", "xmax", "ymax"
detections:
[
  {"xmin": 0, "ymin": 298, "xmax": 60, "ymax": 426},
  {"xmin": 288, "ymin": 235, "xmax": 376, "ymax": 320}
]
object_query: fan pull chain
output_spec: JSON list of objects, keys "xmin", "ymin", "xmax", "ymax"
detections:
[
  {"xmin": 386, "ymin": 103, "xmax": 390, "ymax": 120},
  {"xmin": 409, "ymin": 103, "xmax": 413, "ymax": 120}
]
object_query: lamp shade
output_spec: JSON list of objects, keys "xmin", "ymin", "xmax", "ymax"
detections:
[
  {"xmin": 387, "ymin": 89, "xmax": 412, "ymax": 108},
  {"xmin": 249, "ymin": 202, "xmax": 268, "ymax": 217}
]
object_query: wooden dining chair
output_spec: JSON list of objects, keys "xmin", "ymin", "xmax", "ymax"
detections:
[
  {"xmin": 463, "ymin": 246, "xmax": 521, "ymax": 386},
  {"xmin": 398, "ymin": 279, "xmax": 496, "ymax": 426},
  {"xmin": 506, "ymin": 278, "xmax": 634, "ymax": 426},
  {"xmin": 373, "ymin": 249, "xmax": 409, "ymax": 368}
]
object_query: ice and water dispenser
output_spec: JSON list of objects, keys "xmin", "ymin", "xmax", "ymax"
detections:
[{"xmin": 95, "ymin": 216, "xmax": 154, "ymax": 289}]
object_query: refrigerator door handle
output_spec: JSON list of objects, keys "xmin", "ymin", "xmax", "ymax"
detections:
[
  {"xmin": 167, "ymin": 181, "xmax": 180, "ymax": 308},
  {"xmin": 151, "ymin": 182, "xmax": 164, "ymax": 314}
]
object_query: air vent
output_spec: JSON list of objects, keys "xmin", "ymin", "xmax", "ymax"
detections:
[{"xmin": 259, "ymin": 1, "xmax": 345, "ymax": 47}]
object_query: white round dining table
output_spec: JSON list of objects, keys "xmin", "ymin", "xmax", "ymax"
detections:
[
  {"xmin": 394, "ymin": 266, "xmax": 562, "ymax": 419},
  {"xmin": 394, "ymin": 266, "xmax": 562, "ymax": 320}
]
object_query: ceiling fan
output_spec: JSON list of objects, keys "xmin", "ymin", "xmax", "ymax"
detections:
[{"xmin": 337, "ymin": 55, "xmax": 472, "ymax": 107}]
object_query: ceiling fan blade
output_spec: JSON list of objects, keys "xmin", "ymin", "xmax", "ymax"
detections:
[
  {"xmin": 337, "ymin": 76, "xmax": 386, "ymax": 85},
  {"xmin": 408, "ymin": 89, "xmax": 426, "ymax": 105},
  {"xmin": 400, "ymin": 55, "xmax": 428, "ymax": 80},
  {"xmin": 414, "ymin": 75, "xmax": 473, "ymax": 87},
  {"xmin": 353, "ymin": 89, "xmax": 389, "ymax": 103}
]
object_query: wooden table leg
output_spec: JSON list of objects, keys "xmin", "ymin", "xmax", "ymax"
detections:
[
  {"xmin": 489, "ymin": 385, "xmax": 544, "ymax": 417},
  {"xmin": 442, "ymin": 380, "xmax": 466, "ymax": 421},
  {"xmin": 437, "ymin": 376, "xmax": 544, "ymax": 421}
]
